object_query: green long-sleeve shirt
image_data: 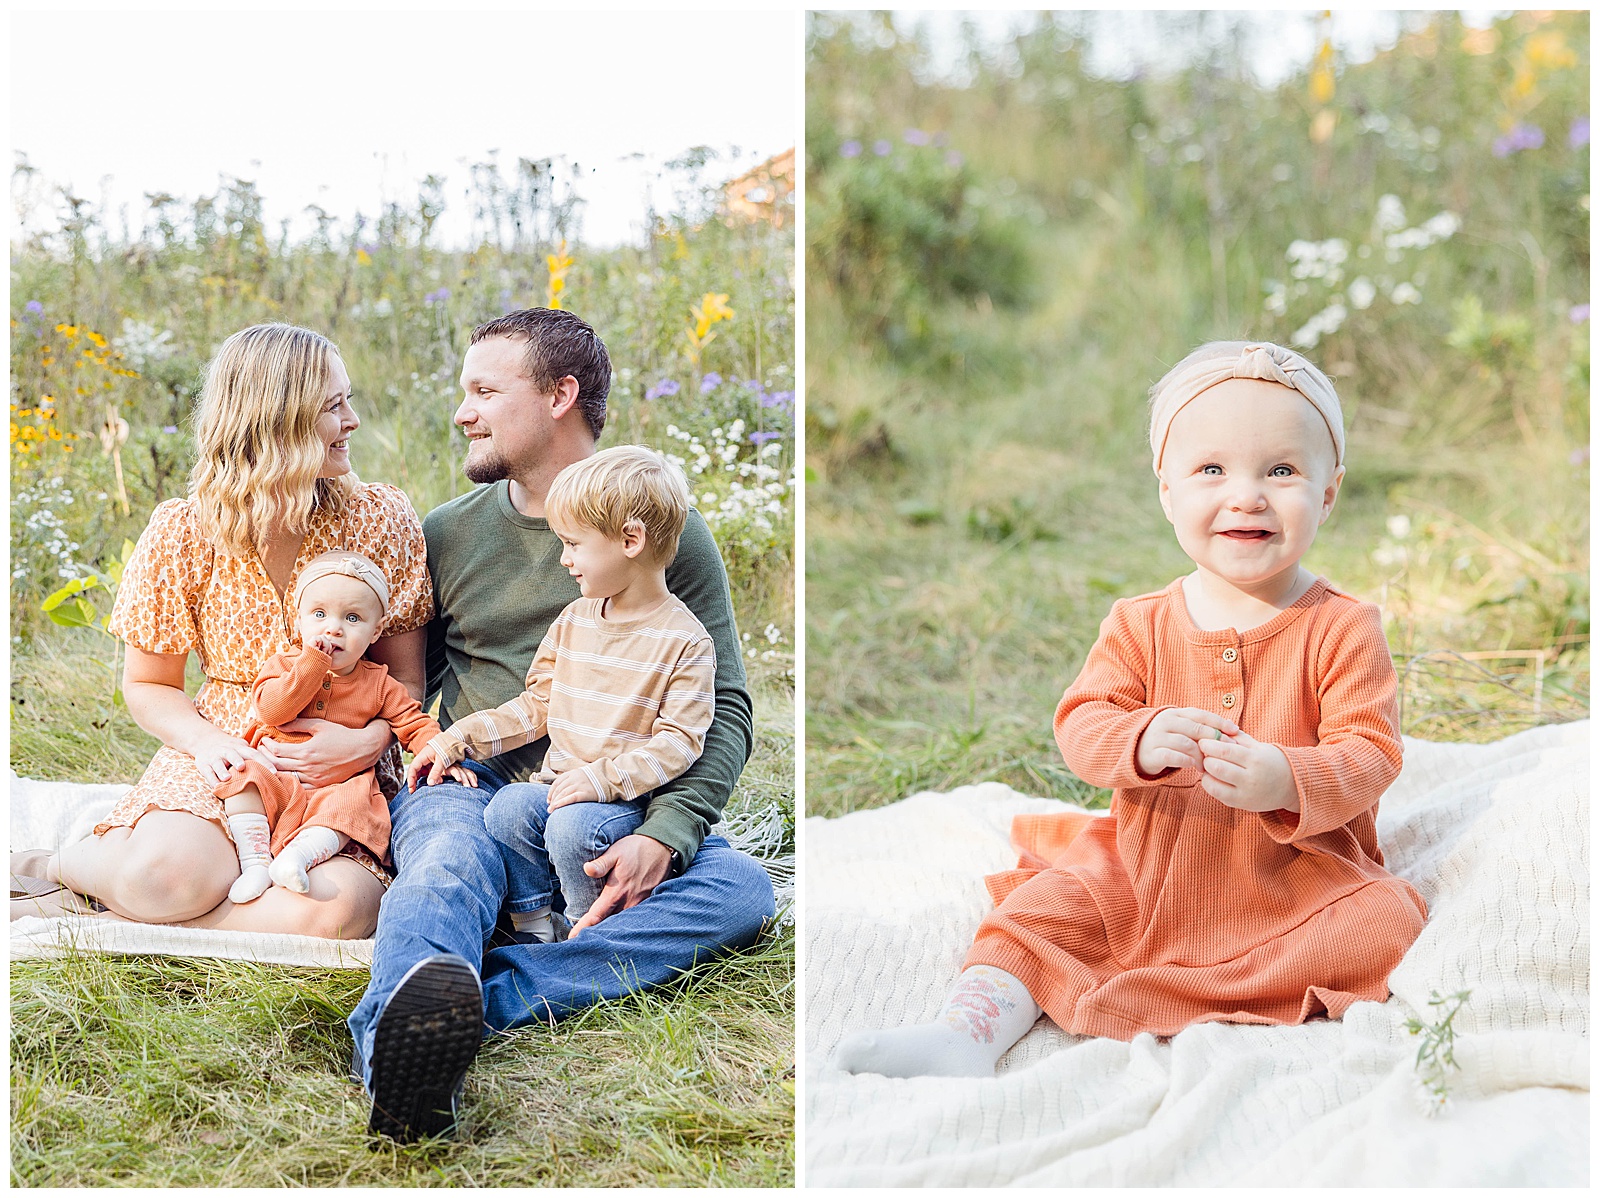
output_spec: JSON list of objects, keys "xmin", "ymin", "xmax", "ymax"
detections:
[{"xmin": 422, "ymin": 480, "xmax": 752, "ymax": 867}]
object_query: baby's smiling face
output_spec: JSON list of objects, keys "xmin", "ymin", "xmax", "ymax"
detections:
[{"xmin": 1157, "ymin": 377, "xmax": 1345, "ymax": 598}]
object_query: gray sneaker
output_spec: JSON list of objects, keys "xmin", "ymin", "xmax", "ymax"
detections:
[{"xmin": 365, "ymin": 954, "xmax": 483, "ymax": 1144}]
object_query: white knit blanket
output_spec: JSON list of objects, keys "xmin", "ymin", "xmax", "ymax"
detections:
[
  {"xmin": 9, "ymin": 774, "xmax": 794, "ymax": 967},
  {"xmin": 805, "ymin": 721, "xmax": 1590, "ymax": 1187}
]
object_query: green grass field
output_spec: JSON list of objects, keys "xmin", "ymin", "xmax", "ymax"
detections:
[{"xmin": 805, "ymin": 12, "xmax": 1588, "ymax": 819}]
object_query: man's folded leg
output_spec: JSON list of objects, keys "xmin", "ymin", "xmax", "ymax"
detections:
[
  {"xmin": 348, "ymin": 766, "xmax": 507, "ymax": 1114},
  {"xmin": 479, "ymin": 835, "xmax": 776, "ymax": 1030}
]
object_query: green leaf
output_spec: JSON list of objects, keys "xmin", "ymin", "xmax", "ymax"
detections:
[
  {"xmin": 40, "ymin": 575, "xmax": 102, "ymax": 614},
  {"xmin": 46, "ymin": 596, "xmax": 99, "ymax": 628}
]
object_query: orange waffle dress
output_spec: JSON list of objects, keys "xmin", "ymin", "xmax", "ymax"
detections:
[
  {"xmin": 95, "ymin": 484, "xmax": 433, "ymax": 879},
  {"xmin": 966, "ymin": 577, "xmax": 1428, "ymax": 1040},
  {"xmin": 213, "ymin": 645, "xmax": 442, "ymax": 860}
]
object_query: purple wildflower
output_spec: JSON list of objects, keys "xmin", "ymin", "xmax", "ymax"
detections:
[
  {"xmin": 1571, "ymin": 116, "xmax": 1590, "ymax": 149},
  {"xmin": 700, "ymin": 372, "xmax": 722, "ymax": 394},
  {"xmin": 162, "ymin": 425, "xmax": 179, "ymax": 434},
  {"xmin": 644, "ymin": 379, "xmax": 680, "ymax": 400},
  {"xmin": 1492, "ymin": 123, "xmax": 1544, "ymax": 157},
  {"xmin": 424, "ymin": 287, "xmax": 451, "ymax": 305},
  {"xmin": 760, "ymin": 390, "xmax": 794, "ymax": 410},
  {"xmin": 945, "ymin": 150, "xmax": 964, "ymax": 169},
  {"xmin": 750, "ymin": 431, "xmax": 781, "ymax": 446},
  {"xmin": 1570, "ymin": 304, "xmax": 1590, "ymax": 324},
  {"xmin": 24, "ymin": 300, "xmax": 43, "ymax": 315},
  {"xmin": 904, "ymin": 128, "xmax": 930, "ymax": 146},
  {"xmin": 840, "ymin": 140, "xmax": 862, "ymax": 158},
  {"xmin": 873, "ymin": 139, "xmax": 893, "ymax": 157}
]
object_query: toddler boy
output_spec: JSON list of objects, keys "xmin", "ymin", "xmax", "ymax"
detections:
[{"xmin": 407, "ymin": 445, "xmax": 716, "ymax": 942}]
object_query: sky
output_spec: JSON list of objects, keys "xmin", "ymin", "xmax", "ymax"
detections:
[{"xmin": 11, "ymin": 9, "xmax": 798, "ymax": 249}]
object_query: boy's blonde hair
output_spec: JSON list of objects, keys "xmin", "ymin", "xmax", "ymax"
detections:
[
  {"xmin": 190, "ymin": 323, "xmax": 352, "ymax": 557},
  {"xmin": 545, "ymin": 445, "xmax": 692, "ymax": 565}
]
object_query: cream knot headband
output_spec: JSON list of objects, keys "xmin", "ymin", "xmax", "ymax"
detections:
[
  {"xmin": 292, "ymin": 551, "xmax": 391, "ymax": 616},
  {"xmin": 1149, "ymin": 343, "xmax": 1345, "ymax": 476}
]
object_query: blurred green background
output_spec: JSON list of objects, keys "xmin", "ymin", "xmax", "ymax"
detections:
[{"xmin": 805, "ymin": 10, "xmax": 1589, "ymax": 818}]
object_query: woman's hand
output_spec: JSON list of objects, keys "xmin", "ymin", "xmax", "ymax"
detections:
[
  {"xmin": 258, "ymin": 717, "xmax": 392, "ymax": 787},
  {"xmin": 1198, "ymin": 732, "xmax": 1299, "ymax": 813},
  {"xmin": 1134, "ymin": 707, "xmax": 1240, "ymax": 777},
  {"xmin": 187, "ymin": 728, "xmax": 278, "ymax": 785}
]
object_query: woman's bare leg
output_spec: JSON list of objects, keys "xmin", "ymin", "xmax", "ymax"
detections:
[
  {"xmin": 55, "ymin": 811, "xmax": 236, "ymax": 923},
  {"xmin": 182, "ymin": 856, "xmax": 383, "ymax": 940}
]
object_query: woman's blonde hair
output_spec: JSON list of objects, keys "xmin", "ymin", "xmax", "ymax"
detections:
[
  {"xmin": 545, "ymin": 445, "xmax": 691, "ymax": 565},
  {"xmin": 189, "ymin": 324, "xmax": 352, "ymax": 557}
]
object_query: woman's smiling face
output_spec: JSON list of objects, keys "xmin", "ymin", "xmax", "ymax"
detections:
[
  {"xmin": 1157, "ymin": 377, "xmax": 1344, "ymax": 596},
  {"xmin": 314, "ymin": 353, "xmax": 359, "ymax": 479}
]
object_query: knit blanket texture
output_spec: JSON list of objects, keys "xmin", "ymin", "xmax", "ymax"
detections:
[
  {"xmin": 9, "ymin": 774, "xmax": 793, "ymax": 967},
  {"xmin": 805, "ymin": 721, "xmax": 1589, "ymax": 1186}
]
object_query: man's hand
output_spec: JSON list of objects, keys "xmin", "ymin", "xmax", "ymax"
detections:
[
  {"xmin": 258, "ymin": 717, "xmax": 390, "ymax": 788},
  {"xmin": 1135, "ymin": 707, "xmax": 1240, "ymax": 777},
  {"xmin": 547, "ymin": 769, "xmax": 602, "ymax": 810},
  {"xmin": 1198, "ymin": 731, "xmax": 1299, "ymax": 813},
  {"xmin": 568, "ymin": 833, "xmax": 673, "ymax": 936}
]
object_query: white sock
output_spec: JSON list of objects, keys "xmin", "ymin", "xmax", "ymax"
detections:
[
  {"xmin": 509, "ymin": 906, "xmax": 557, "ymax": 943},
  {"xmin": 267, "ymin": 826, "xmax": 345, "ymax": 894},
  {"xmin": 833, "ymin": 965, "xmax": 1042, "ymax": 1078},
  {"xmin": 226, "ymin": 813, "xmax": 274, "ymax": 904}
]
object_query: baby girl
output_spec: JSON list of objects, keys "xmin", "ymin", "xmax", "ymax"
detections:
[
  {"xmin": 837, "ymin": 341, "xmax": 1428, "ymax": 1077},
  {"xmin": 216, "ymin": 551, "xmax": 471, "ymax": 902}
]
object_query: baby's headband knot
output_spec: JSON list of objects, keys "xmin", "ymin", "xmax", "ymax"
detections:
[
  {"xmin": 1149, "ymin": 342, "xmax": 1345, "ymax": 475},
  {"xmin": 291, "ymin": 552, "xmax": 391, "ymax": 617}
]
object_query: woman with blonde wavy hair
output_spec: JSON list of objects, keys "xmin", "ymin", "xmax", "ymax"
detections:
[{"xmin": 11, "ymin": 323, "xmax": 432, "ymax": 937}]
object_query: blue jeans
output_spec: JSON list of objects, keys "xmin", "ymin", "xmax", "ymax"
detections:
[
  {"xmin": 348, "ymin": 762, "xmax": 775, "ymax": 1073},
  {"xmin": 484, "ymin": 782, "xmax": 648, "ymax": 922}
]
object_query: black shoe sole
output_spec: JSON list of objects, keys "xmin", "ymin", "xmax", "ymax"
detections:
[{"xmin": 366, "ymin": 956, "xmax": 483, "ymax": 1143}]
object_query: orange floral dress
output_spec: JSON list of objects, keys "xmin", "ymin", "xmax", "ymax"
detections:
[{"xmin": 96, "ymin": 483, "xmax": 433, "ymax": 884}]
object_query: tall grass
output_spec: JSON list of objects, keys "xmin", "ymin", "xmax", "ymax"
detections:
[{"xmin": 805, "ymin": 11, "xmax": 1588, "ymax": 818}]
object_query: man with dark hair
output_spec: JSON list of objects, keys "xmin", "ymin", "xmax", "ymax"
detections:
[{"xmin": 347, "ymin": 308, "xmax": 775, "ymax": 1143}]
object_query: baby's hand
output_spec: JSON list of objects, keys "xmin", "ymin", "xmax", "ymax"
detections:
[
  {"xmin": 548, "ymin": 769, "xmax": 601, "ymax": 810},
  {"xmin": 1135, "ymin": 707, "xmax": 1240, "ymax": 777},
  {"xmin": 1198, "ymin": 731, "xmax": 1299, "ymax": 813},
  {"xmin": 310, "ymin": 636, "xmax": 338, "ymax": 658}
]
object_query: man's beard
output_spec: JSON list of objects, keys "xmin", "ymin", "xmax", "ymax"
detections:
[{"xmin": 463, "ymin": 443, "xmax": 510, "ymax": 485}]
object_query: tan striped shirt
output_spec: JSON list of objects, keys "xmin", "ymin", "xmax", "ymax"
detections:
[{"xmin": 428, "ymin": 595, "xmax": 716, "ymax": 802}]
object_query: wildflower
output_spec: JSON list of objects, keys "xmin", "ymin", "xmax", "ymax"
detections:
[
  {"xmin": 1386, "ymin": 514, "xmax": 1411, "ymax": 539},
  {"xmin": 873, "ymin": 139, "xmax": 892, "ymax": 156},
  {"xmin": 1375, "ymin": 194, "xmax": 1406, "ymax": 232},
  {"xmin": 1569, "ymin": 304, "xmax": 1590, "ymax": 323},
  {"xmin": 701, "ymin": 372, "xmax": 722, "ymax": 393},
  {"xmin": 1390, "ymin": 282, "xmax": 1422, "ymax": 304},
  {"xmin": 1570, "ymin": 116, "xmax": 1590, "ymax": 149},
  {"xmin": 1348, "ymin": 277, "xmax": 1376, "ymax": 310},
  {"xmin": 840, "ymin": 140, "xmax": 862, "ymax": 158},
  {"xmin": 644, "ymin": 379, "xmax": 680, "ymax": 400},
  {"xmin": 24, "ymin": 300, "xmax": 42, "ymax": 315},
  {"xmin": 424, "ymin": 287, "xmax": 451, "ymax": 305},
  {"xmin": 1492, "ymin": 124, "xmax": 1544, "ymax": 157},
  {"xmin": 162, "ymin": 425, "xmax": 179, "ymax": 434},
  {"xmin": 903, "ymin": 128, "xmax": 930, "ymax": 146},
  {"xmin": 760, "ymin": 390, "xmax": 794, "ymax": 410},
  {"xmin": 750, "ymin": 430, "xmax": 781, "ymax": 445}
]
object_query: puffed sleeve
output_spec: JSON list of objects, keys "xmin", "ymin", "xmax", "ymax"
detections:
[
  {"xmin": 106, "ymin": 499, "xmax": 209, "ymax": 655},
  {"xmin": 344, "ymin": 483, "xmax": 434, "ymax": 638}
]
